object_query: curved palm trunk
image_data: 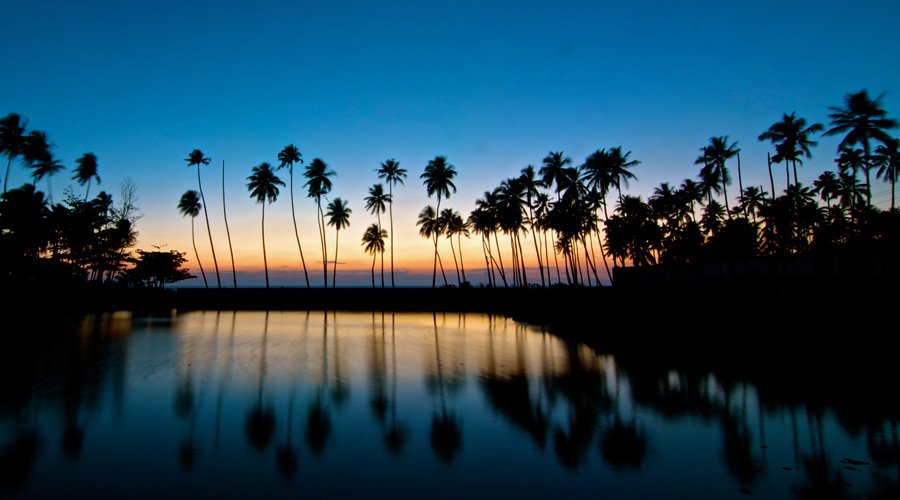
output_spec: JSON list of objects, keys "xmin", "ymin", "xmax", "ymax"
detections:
[
  {"xmin": 332, "ymin": 229, "xmax": 340, "ymax": 288},
  {"xmin": 388, "ymin": 185, "xmax": 396, "ymax": 288},
  {"xmin": 721, "ymin": 164, "xmax": 731, "ymax": 218},
  {"xmin": 3, "ymin": 156, "xmax": 12, "ymax": 194},
  {"xmin": 222, "ymin": 161, "xmax": 237, "ymax": 288},
  {"xmin": 551, "ymin": 230, "xmax": 562, "ymax": 284},
  {"xmin": 490, "ymin": 232, "xmax": 508, "ymax": 286},
  {"xmin": 792, "ymin": 159, "xmax": 798, "ymax": 188},
  {"xmin": 516, "ymin": 233, "xmax": 528, "ymax": 286},
  {"xmin": 85, "ymin": 179, "xmax": 92, "ymax": 200},
  {"xmin": 290, "ymin": 168, "xmax": 310, "ymax": 288},
  {"xmin": 317, "ymin": 199, "xmax": 328, "ymax": 287},
  {"xmin": 767, "ymin": 153, "xmax": 776, "ymax": 201},
  {"xmin": 262, "ymin": 202, "xmax": 270, "ymax": 289},
  {"xmin": 737, "ymin": 153, "xmax": 745, "ymax": 217},
  {"xmin": 481, "ymin": 236, "xmax": 493, "ymax": 286},
  {"xmin": 457, "ymin": 233, "xmax": 467, "ymax": 284},
  {"xmin": 863, "ymin": 142, "xmax": 873, "ymax": 208},
  {"xmin": 190, "ymin": 217, "xmax": 208, "ymax": 288},
  {"xmin": 197, "ymin": 168, "xmax": 221, "ymax": 288},
  {"xmin": 527, "ymin": 207, "xmax": 545, "ymax": 287},
  {"xmin": 448, "ymin": 236, "xmax": 461, "ymax": 285},
  {"xmin": 371, "ymin": 251, "xmax": 376, "ymax": 288},
  {"xmin": 377, "ymin": 213, "xmax": 385, "ymax": 288}
]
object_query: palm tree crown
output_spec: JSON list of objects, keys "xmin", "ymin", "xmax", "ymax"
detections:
[
  {"xmin": 277, "ymin": 144, "xmax": 302, "ymax": 172},
  {"xmin": 1, "ymin": 113, "xmax": 28, "ymax": 194},
  {"xmin": 73, "ymin": 152, "xmax": 100, "ymax": 199},
  {"xmin": 304, "ymin": 158, "xmax": 334, "ymax": 198},
  {"xmin": 178, "ymin": 190, "xmax": 201, "ymax": 218},
  {"xmin": 365, "ymin": 183, "xmax": 391, "ymax": 218},
  {"xmin": 377, "ymin": 159, "xmax": 407, "ymax": 187},
  {"xmin": 326, "ymin": 197, "xmax": 351, "ymax": 230},
  {"xmin": 421, "ymin": 156, "xmax": 457, "ymax": 201},
  {"xmin": 247, "ymin": 163, "xmax": 284, "ymax": 204}
]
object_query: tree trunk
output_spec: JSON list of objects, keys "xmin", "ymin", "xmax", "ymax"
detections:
[
  {"xmin": 222, "ymin": 160, "xmax": 237, "ymax": 288},
  {"xmin": 767, "ymin": 153, "xmax": 776, "ymax": 201},
  {"xmin": 527, "ymin": 205, "xmax": 545, "ymax": 287},
  {"xmin": 792, "ymin": 159, "xmax": 798, "ymax": 188},
  {"xmin": 371, "ymin": 251, "xmax": 376, "ymax": 288},
  {"xmin": 388, "ymin": 186, "xmax": 396, "ymax": 288},
  {"xmin": 457, "ymin": 233, "xmax": 467, "ymax": 284},
  {"xmin": 737, "ymin": 152, "xmax": 745, "ymax": 217},
  {"xmin": 332, "ymin": 229, "xmax": 340, "ymax": 288},
  {"xmin": 448, "ymin": 235, "xmax": 461, "ymax": 285},
  {"xmin": 191, "ymin": 217, "xmax": 208, "ymax": 288},
  {"xmin": 721, "ymin": 163, "xmax": 732, "ymax": 218},
  {"xmin": 3, "ymin": 156, "xmax": 11, "ymax": 194},
  {"xmin": 493, "ymin": 232, "xmax": 507, "ymax": 287},
  {"xmin": 197, "ymin": 167, "xmax": 221, "ymax": 288},
  {"xmin": 318, "ymin": 199, "xmax": 328, "ymax": 287},
  {"xmin": 290, "ymin": 166, "xmax": 310, "ymax": 288},
  {"xmin": 262, "ymin": 203, "xmax": 269, "ymax": 289}
]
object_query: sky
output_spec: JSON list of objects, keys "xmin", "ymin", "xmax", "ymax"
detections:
[{"xmin": 3, "ymin": 0, "xmax": 900, "ymax": 286}]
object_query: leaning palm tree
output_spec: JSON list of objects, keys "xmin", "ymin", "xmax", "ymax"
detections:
[
  {"xmin": 1, "ymin": 113, "xmax": 28, "ymax": 194},
  {"xmin": 376, "ymin": 159, "xmax": 407, "ymax": 288},
  {"xmin": 758, "ymin": 112, "xmax": 824, "ymax": 188},
  {"xmin": 364, "ymin": 183, "xmax": 391, "ymax": 287},
  {"xmin": 825, "ymin": 90, "xmax": 898, "ymax": 207},
  {"xmin": 873, "ymin": 137, "xmax": 900, "ymax": 211},
  {"xmin": 247, "ymin": 162, "xmax": 285, "ymax": 289},
  {"xmin": 361, "ymin": 223, "xmax": 387, "ymax": 288},
  {"xmin": 304, "ymin": 158, "xmax": 335, "ymax": 287},
  {"xmin": 24, "ymin": 131, "xmax": 64, "ymax": 201},
  {"xmin": 185, "ymin": 149, "xmax": 221, "ymax": 288},
  {"xmin": 420, "ymin": 156, "xmax": 457, "ymax": 288},
  {"xmin": 325, "ymin": 198, "xmax": 351, "ymax": 288},
  {"xmin": 178, "ymin": 190, "xmax": 208, "ymax": 288},
  {"xmin": 277, "ymin": 144, "xmax": 310, "ymax": 288},
  {"xmin": 73, "ymin": 153, "xmax": 100, "ymax": 200}
]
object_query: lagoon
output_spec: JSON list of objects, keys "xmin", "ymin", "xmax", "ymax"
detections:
[{"xmin": 1, "ymin": 311, "xmax": 896, "ymax": 498}]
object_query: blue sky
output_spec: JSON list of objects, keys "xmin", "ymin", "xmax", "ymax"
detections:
[{"xmin": 3, "ymin": 1, "xmax": 899, "ymax": 285}]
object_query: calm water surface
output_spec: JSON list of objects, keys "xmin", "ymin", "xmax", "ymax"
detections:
[{"xmin": 1, "ymin": 311, "xmax": 897, "ymax": 498}]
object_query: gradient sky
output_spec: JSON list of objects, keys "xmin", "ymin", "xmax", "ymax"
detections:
[{"xmin": 3, "ymin": 1, "xmax": 900, "ymax": 286}]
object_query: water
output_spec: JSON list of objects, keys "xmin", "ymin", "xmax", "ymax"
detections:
[{"xmin": 1, "ymin": 311, "xmax": 897, "ymax": 498}]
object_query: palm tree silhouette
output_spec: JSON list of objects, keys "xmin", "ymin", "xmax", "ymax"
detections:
[
  {"xmin": 23, "ymin": 131, "xmax": 63, "ymax": 200},
  {"xmin": 361, "ymin": 223, "xmax": 387, "ymax": 288},
  {"xmin": 178, "ymin": 190, "xmax": 208, "ymax": 288},
  {"xmin": 606, "ymin": 146, "xmax": 640, "ymax": 203},
  {"xmin": 364, "ymin": 183, "xmax": 391, "ymax": 287},
  {"xmin": 376, "ymin": 159, "xmax": 407, "ymax": 288},
  {"xmin": 519, "ymin": 165, "xmax": 546, "ymax": 286},
  {"xmin": 873, "ymin": 137, "xmax": 900, "ymax": 210},
  {"xmin": 813, "ymin": 171, "xmax": 840, "ymax": 209},
  {"xmin": 696, "ymin": 136, "xmax": 739, "ymax": 215},
  {"xmin": 72, "ymin": 153, "xmax": 100, "ymax": 200},
  {"xmin": 539, "ymin": 151, "xmax": 574, "ymax": 201},
  {"xmin": 1, "ymin": 113, "xmax": 28, "ymax": 195},
  {"xmin": 443, "ymin": 208, "xmax": 469, "ymax": 285},
  {"xmin": 221, "ymin": 160, "xmax": 237, "ymax": 288},
  {"xmin": 420, "ymin": 156, "xmax": 457, "ymax": 287},
  {"xmin": 304, "ymin": 158, "xmax": 335, "ymax": 287},
  {"xmin": 247, "ymin": 162, "xmax": 285, "ymax": 289},
  {"xmin": 825, "ymin": 90, "xmax": 898, "ymax": 207},
  {"xmin": 758, "ymin": 112, "xmax": 824, "ymax": 188},
  {"xmin": 325, "ymin": 197, "xmax": 351, "ymax": 288},
  {"xmin": 417, "ymin": 205, "xmax": 448, "ymax": 286},
  {"xmin": 277, "ymin": 144, "xmax": 310, "ymax": 288},
  {"xmin": 185, "ymin": 149, "xmax": 221, "ymax": 288}
]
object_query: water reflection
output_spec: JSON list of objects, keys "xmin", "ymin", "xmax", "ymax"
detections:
[{"xmin": 1, "ymin": 311, "xmax": 898, "ymax": 498}]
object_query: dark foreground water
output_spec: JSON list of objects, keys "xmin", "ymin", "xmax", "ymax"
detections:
[{"xmin": 1, "ymin": 311, "xmax": 897, "ymax": 499}]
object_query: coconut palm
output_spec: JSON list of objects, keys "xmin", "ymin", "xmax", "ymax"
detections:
[
  {"xmin": 441, "ymin": 208, "xmax": 468, "ymax": 285},
  {"xmin": 825, "ymin": 90, "xmax": 898, "ymax": 207},
  {"xmin": 365, "ymin": 183, "xmax": 391, "ymax": 287},
  {"xmin": 247, "ymin": 162, "xmax": 285, "ymax": 288},
  {"xmin": 696, "ymin": 136, "xmax": 739, "ymax": 215},
  {"xmin": 277, "ymin": 144, "xmax": 310, "ymax": 287},
  {"xmin": 873, "ymin": 137, "xmax": 900, "ymax": 210},
  {"xmin": 420, "ymin": 156, "xmax": 457, "ymax": 288},
  {"xmin": 519, "ymin": 165, "xmax": 546, "ymax": 286},
  {"xmin": 23, "ymin": 131, "xmax": 64, "ymax": 201},
  {"xmin": 361, "ymin": 223, "xmax": 387, "ymax": 288},
  {"xmin": 813, "ymin": 171, "xmax": 840, "ymax": 209},
  {"xmin": 304, "ymin": 158, "xmax": 335, "ymax": 287},
  {"xmin": 1, "ymin": 113, "xmax": 28, "ymax": 194},
  {"xmin": 739, "ymin": 186, "xmax": 766, "ymax": 223},
  {"xmin": 416, "ymin": 205, "xmax": 448, "ymax": 286},
  {"xmin": 606, "ymin": 147, "xmax": 640, "ymax": 202},
  {"xmin": 539, "ymin": 151, "xmax": 575, "ymax": 200},
  {"xmin": 758, "ymin": 112, "xmax": 824, "ymax": 187},
  {"xmin": 325, "ymin": 197, "xmax": 351, "ymax": 288},
  {"xmin": 73, "ymin": 153, "xmax": 100, "ymax": 200},
  {"xmin": 376, "ymin": 159, "xmax": 407, "ymax": 288},
  {"xmin": 185, "ymin": 149, "xmax": 221, "ymax": 288},
  {"xmin": 178, "ymin": 190, "xmax": 207, "ymax": 288}
]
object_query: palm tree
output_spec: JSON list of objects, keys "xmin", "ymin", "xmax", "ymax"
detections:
[
  {"xmin": 275, "ymin": 144, "xmax": 311, "ymax": 288},
  {"xmin": 361, "ymin": 223, "xmax": 387, "ymax": 288},
  {"xmin": 420, "ymin": 156, "xmax": 457, "ymax": 288},
  {"xmin": 739, "ymin": 186, "xmax": 766, "ymax": 223},
  {"xmin": 178, "ymin": 190, "xmax": 208, "ymax": 288},
  {"xmin": 696, "ymin": 136, "xmax": 739, "ymax": 215},
  {"xmin": 825, "ymin": 90, "xmax": 898, "ymax": 207},
  {"xmin": 325, "ymin": 197, "xmax": 351, "ymax": 288},
  {"xmin": 304, "ymin": 158, "xmax": 335, "ymax": 287},
  {"xmin": 185, "ymin": 149, "xmax": 221, "ymax": 288},
  {"xmin": 365, "ymin": 183, "xmax": 391, "ymax": 287},
  {"xmin": 376, "ymin": 159, "xmax": 407, "ymax": 288},
  {"xmin": 441, "ymin": 208, "xmax": 468, "ymax": 285},
  {"xmin": 813, "ymin": 171, "xmax": 840, "ymax": 209},
  {"xmin": 873, "ymin": 138, "xmax": 900, "ymax": 210},
  {"xmin": 417, "ymin": 205, "xmax": 448, "ymax": 286},
  {"xmin": 758, "ymin": 112, "xmax": 824, "ymax": 187},
  {"xmin": 540, "ymin": 151, "xmax": 575, "ymax": 200},
  {"xmin": 247, "ymin": 162, "xmax": 285, "ymax": 288},
  {"xmin": 73, "ymin": 153, "xmax": 100, "ymax": 200},
  {"xmin": 1, "ymin": 113, "xmax": 28, "ymax": 194},
  {"xmin": 221, "ymin": 160, "xmax": 237, "ymax": 288},
  {"xmin": 606, "ymin": 146, "xmax": 640, "ymax": 202},
  {"xmin": 24, "ymin": 131, "xmax": 64, "ymax": 201},
  {"xmin": 519, "ymin": 165, "xmax": 546, "ymax": 286}
]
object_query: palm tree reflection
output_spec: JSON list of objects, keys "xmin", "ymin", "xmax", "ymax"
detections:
[
  {"xmin": 384, "ymin": 312, "xmax": 409, "ymax": 455},
  {"xmin": 246, "ymin": 311, "xmax": 276, "ymax": 452},
  {"xmin": 429, "ymin": 313, "xmax": 461, "ymax": 463},
  {"xmin": 306, "ymin": 311, "xmax": 332, "ymax": 455}
]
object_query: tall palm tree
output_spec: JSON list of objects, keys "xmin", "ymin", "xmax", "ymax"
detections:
[
  {"xmin": 696, "ymin": 136, "xmax": 739, "ymax": 215},
  {"xmin": 325, "ymin": 198, "xmax": 351, "ymax": 288},
  {"xmin": 873, "ymin": 137, "xmax": 900, "ymax": 210},
  {"xmin": 365, "ymin": 183, "xmax": 391, "ymax": 287},
  {"xmin": 221, "ymin": 160, "xmax": 237, "ymax": 288},
  {"xmin": 73, "ymin": 153, "xmax": 100, "ymax": 200},
  {"xmin": 813, "ymin": 171, "xmax": 840, "ymax": 209},
  {"xmin": 178, "ymin": 190, "xmax": 208, "ymax": 288},
  {"xmin": 361, "ymin": 223, "xmax": 387, "ymax": 288},
  {"xmin": 420, "ymin": 156, "xmax": 457, "ymax": 288},
  {"xmin": 185, "ymin": 149, "xmax": 221, "ymax": 288},
  {"xmin": 24, "ymin": 131, "xmax": 64, "ymax": 201},
  {"xmin": 606, "ymin": 146, "xmax": 640, "ymax": 202},
  {"xmin": 445, "ymin": 209, "xmax": 469, "ymax": 285},
  {"xmin": 758, "ymin": 112, "xmax": 824, "ymax": 187},
  {"xmin": 277, "ymin": 144, "xmax": 310, "ymax": 287},
  {"xmin": 1, "ymin": 113, "xmax": 28, "ymax": 194},
  {"xmin": 416, "ymin": 205, "xmax": 448, "ymax": 286},
  {"xmin": 825, "ymin": 90, "xmax": 898, "ymax": 207},
  {"xmin": 247, "ymin": 162, "xmax": 285, "ymax": 288},
  {"xmin": 519, "ymin": 165, "xmax": 546, "ymax": 287},
  {"xmin": 304, "ymin": 158, "xmax": 335, "ymax": 287},
  {"xmin": 376, "ymin": 159, "xmax": 407, "ymax": 288},
  {"xmin": 540, "ymin": 151, "xmax": 576, "ymax": 200}
]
